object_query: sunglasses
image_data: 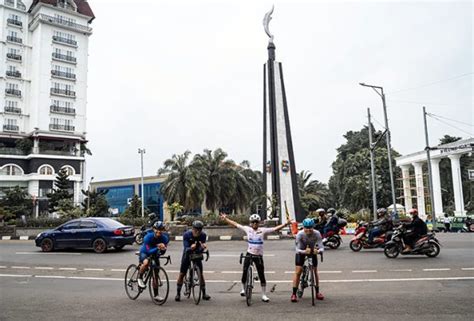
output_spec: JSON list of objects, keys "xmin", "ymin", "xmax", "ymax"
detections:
[{"xmin": 250, "ymin": 221, "xmax": 260, "ymax": 224}]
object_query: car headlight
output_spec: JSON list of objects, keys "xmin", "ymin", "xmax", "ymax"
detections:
[{"xmin": 36, "ymin": 233, "xmax": 44, "ymax": 239}]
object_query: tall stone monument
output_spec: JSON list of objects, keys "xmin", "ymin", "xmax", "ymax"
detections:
[{"xmin": 262, "ymin": 7, "xmax": 303, "ymax": 223}]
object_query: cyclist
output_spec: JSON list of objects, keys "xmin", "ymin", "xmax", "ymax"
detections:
[
  {"xmin": 175, "ymin": 220, "xmax": 211, "ymax": 302},
  {"xmin": 220, "ymin": 212, "xmax": 288, "ymax": 302},
  {"xmin": 291, "ymin": 218, "xmax": 324, "ymax": 302},
  {"xmin": 137, "ymin": 221, "xmax": 169, "ymax": 288}
]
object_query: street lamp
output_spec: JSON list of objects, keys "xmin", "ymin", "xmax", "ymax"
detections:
[
  {"xmin": 87, "ymin": 176, "xmax": 94, "ymax": 215},
  {"xmin": 138, "ymin": 148, "xmax": 146, "ymax": 218},
  {"xmin": 359, "ymin": 82, "xmax": 398, "ymax": 218}
]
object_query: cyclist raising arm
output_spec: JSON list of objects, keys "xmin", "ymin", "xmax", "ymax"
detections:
[
  {"xmin": 291, "ymin": 218, "xmax": 324, "ymax": 302},
  {"xmin": 220, "ymin": 212, "xmax": 288, "ymax": 302},
  {"xmin": 137, "ymin": 221, "xmax": 169, "ymax": 288}
]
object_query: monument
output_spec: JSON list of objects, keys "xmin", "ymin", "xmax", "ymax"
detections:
[{"xmin": 262, "ymin": 7, "xmax": 304, "ymax": 224}]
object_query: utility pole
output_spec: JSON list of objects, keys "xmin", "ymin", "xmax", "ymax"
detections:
[
  {"xmin": 138, "ymin": 148, "xmax": 146, "ymax": 218},
  {"xmin": 423, "ymin": 106, "xmax": 437, "ymax": 228},
  {"xmin": 368, "ymin": 108, "xmax": 377, "ymax": 220},
  {"xmin": 87, "ymin": 176, "xmax": 94, "ymax": 216},
  {"xmin": 359, "ymin": 83, "xmax": 398, "ymax": 218}
]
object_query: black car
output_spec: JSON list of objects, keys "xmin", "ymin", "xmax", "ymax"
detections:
[{"xmin": 35, "ymin": 218, "xmax": 135, "ymax": 253}]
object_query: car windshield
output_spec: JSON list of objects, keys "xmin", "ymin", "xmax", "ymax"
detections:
[{"xmin": 96, "ymin": 218, "xmax": 124, "ymax": 228}]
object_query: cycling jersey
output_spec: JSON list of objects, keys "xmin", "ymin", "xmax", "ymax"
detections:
[
  {"xmin": 140, "ymin": 231, "xmax": 169, "ymax": 256},
  {"xmin": 182, "ymin": 230, "xmax": 207, "ymax": 253},
  {"xmin": 236, "ymin": 224, "xmax": 276, "ymax": 256},
  {"xmin": 295, "ymin": 229, "xmax": 324, "ymax": 254}
]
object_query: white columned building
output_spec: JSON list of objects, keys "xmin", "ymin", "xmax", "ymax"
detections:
[
  {"xmin": 0, "ymin": 0, "xmax": 95, "ymax": 216},
  {"xmin": 396, "ymin": 138, "xmax": 473, "ymax": 219}
]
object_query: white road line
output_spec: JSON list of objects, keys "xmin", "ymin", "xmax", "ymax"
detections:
[
  {"xmin": 110, "ymin": 269, "xmax": 126, "ymax": 272},
  {"xmin": 59, "ymin": 268, "xmax": 77, "ymax": 271},
  {"xmin": 204, "ymin": 271, "xmax": 215, "ymax": 274},
  {"xmin": 166, "ymin": 270, "xmax": 180, "ymax": 273},
  {"xmin": 423, "ymin": 268, "xmax": 451, "ymax": 271},
  {"xmin": 210, "ymin": 254, "xmax": 275, "ymax": 257},
  {"xmin": 221, "ymin": 271, "xmax": 241, "ymax": 274},
  {"xmin": 0, "ymin": 274, "xmax": 473, "ymax": 283},
  {"xmin": 389, "ymin": 269, "xmax": 412, "ymax": 272},
  {"xmin": 16, "ymin": 252, "xmax": 82, "ymax": 255},
  {"xmin": 284, "ymin": 271, "xmax": 294, "ymax": 274},
  {"xmin": 83, "ymin": 268, "xmax": 104, "ymax": 271},
  {"xmin": 352, "ymin": 270, "xmax": 377, "ymax": 273},
  {"xmin": 461, "ymin": 268, "xmax": 474, "ymax": 271},
  {"xmin": 265, "ymin": 271, "xmax": 276, "ymax": 274},
  {"xmin": 34, "ymin": 267, "xmax": 54, "ymax": 270},
  {"xmin": 0, "ymin": 266, "xmax": 6, "ymax": 269},
  {"xmin": 319, "ymin": 271, "xmax": 342, "ymax": 274},
  {"xmin": 11, "ymin": 266, "xmax": 30, "ymax": 269}
]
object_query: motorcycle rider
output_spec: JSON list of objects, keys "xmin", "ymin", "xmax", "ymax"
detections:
[
  {"xmin": 313, "ymin": 208, "xmax": 327, "ymax": 233},
  {"xmin": 402, "ymin": 208, "xmax": 428, "ymax": 253},
  {"xmin": 368, "ymin": 208, "xmax": 391, "ymax": 244},
  {"xmin": 323, "ymin": 208, "xmax": 339, "ymax": 236}
]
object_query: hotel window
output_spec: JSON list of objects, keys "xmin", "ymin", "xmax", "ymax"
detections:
[{"xmin": 39, "ymin": 165, "xmax": 54, "ymax": 175}]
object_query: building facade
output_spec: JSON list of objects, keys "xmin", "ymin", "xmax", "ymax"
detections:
[
  {"xmin": 396, "ymin": 138, "xmax": 473, "ymax": 219},
  {"xmin": 0, "ymin": 0, "xmax": 94, "ymax": 215},
  {"xmin": 91, "ymin": 176, "xmax": 168, "ymax": 221}
]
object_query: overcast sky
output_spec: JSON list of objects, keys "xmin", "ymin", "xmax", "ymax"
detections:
[{"xmin": 86, "ymin": 0, "xmax": 472, "ymax": 184}]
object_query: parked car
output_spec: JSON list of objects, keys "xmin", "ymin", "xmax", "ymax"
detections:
[{"xmin": 35, "ymin": 217, "xmax": 135, "ymax": 253}]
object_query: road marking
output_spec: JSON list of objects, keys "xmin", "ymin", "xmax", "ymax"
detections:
[
  {"xmin": 83, "ymin": 268, "xmax": 104, "ymax": 271},
  {"xmin": 11, "ymin": 266, "xmax": 30, "ymax": 269},
  {"xmin": 210, "ymin": 254, "xmax": 275, "ymax": 257},
  {"xmin": 0, "ymin": 274, "xmax": 473, "ymax": 284},
  {"xmin": 110, "ymin": 269, "xmax": 126, "ymax": 272},
  {"xmin": 461, "ymin": 268, "xmax": 474, "ymax": 271},
  {"xmin": 219, "ymin": 236, "xmax": 232, "ymax": 241},
  {"xmin": 389, "ymin": 269, "xmax": 412, "ymax": 272},
  {"xmin": 221, "ymin": 271, "xmax": 241, "ymax": 274},
  {"xmin": 34, "ymin": 267, "xmax": 54, "ymax": 270},
  {"xmin": 423, "ymin": 268, "xmax": 451, "ymax": 271},
  {"xmin": 204, "ymin": 271, "xmax": 215, "ymax": 274},
  {"xmin": 0, "ymin": 266, "xmax": 6, "ymax": 269},
  {"xmin": 166, "ymin": 270, "xmax": 179, "ymax": 273},
  {"xmin": 352, "ymin": 270, "xmax": 377, "ymax": 273},
  {"xmin": 319, "ymin": 271, "xmax": 342, "ymax": 274},
  {"xmin": 16, "ymin": 252, "xmax": 82, "ymax": 255},
  {"xmin": 59, "ymin": 268, "xmax": 77, "ymax": 271}
]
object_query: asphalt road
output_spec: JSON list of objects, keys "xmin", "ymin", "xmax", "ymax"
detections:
[{"xmin": 0, "ymin": 233, "xmax": 473, "ymax": 321}]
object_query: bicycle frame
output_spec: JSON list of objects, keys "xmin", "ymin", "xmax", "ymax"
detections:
[
  {"xmin": 239, "ymin": 253, "xmax": 261, "ymax": 306},
  {"xmin": 184, "ymin": 251, "xmax": 209, "ymax": 304}
]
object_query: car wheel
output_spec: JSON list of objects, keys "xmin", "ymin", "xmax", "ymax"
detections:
[
  {"xmin": 114, "ymin": 245, "xmax": 125, "ymax": 251},
  {"xmin": 40, "ymin": 238, "xmax": 54, "ymax": 252},
  {"xmin": 93, "ymin": 238, "xmax": 107, "ymax": 253}
]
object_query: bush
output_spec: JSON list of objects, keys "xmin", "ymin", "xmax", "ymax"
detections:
[
  {"xmin": 179, "ymin": 212, "xmax": 250, "ymax": 227},
  {"xmin": 117, "ymin": 217, "xmax": 148, "ymax": 227},
  {"xmin": 15, "ymin": 217, "xmax": 70, "ymax": 228}
]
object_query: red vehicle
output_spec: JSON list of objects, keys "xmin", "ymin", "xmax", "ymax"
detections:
[{"xmin": 349, "ymin": 221, "xmax": 392, "ymax": 252}]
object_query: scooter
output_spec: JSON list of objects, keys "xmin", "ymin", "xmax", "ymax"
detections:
[
  {"xmin": 349, "ymin": 222, "xmax": 392, "ymax": 252},
  {"xmin": 322, "ymin": 230, "xmax": 342, "ymax": 249},
  {"xmin": 384, "ymin": 225, "xmax": 441, "ymax": 258}
]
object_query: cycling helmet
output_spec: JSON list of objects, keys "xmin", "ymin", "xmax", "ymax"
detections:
[
  {"xmin": 152, "ymin": 221, "xmax": 165, "ymax": 230},
  {"xmin": 249, "ymin": 214, "xmax": 261, "ymax": 223},
  {"xmin": 327, "ymin": 208, "xmax": 336, "ymax": 215},
  {"xmin": 192, "ymin": 220, "xmax": 204, "ymax": 230},
  {"xmin": 315, "ymin": 208, "xmax": 326, "ymax": 214},
  {"xmin": 302, "ymin": 218, "xmax": 315, "ymax": 228}
]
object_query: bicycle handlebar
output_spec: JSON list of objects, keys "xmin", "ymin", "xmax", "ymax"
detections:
[{"xmin": 160, "ymin": 255, "xmax": 172, "ymax": 266}]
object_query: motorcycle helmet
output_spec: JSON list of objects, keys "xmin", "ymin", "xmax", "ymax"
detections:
[
  {"xmin": 327, "ymin": 208, "xmax": 336, "ymax": 215},
  {"xmin": 148, "ymin": 212, "xmax": 157, "ymax": 221},
  {"xmin": 377, "ymin": 208, "xmax": 387, "ymax": 218},
  {"xmin": 192, "ymin": 220, "xmax": 204, "ymax": 231},
  {"xmin": 152, "ymin": 221, "xmax": 165, "ymax": 230},
  {"xmin": 316, "ymin": 208, "xmax": 326, "ymax": 214},
  {"xmin": 249, "ymin": 214, "xmax": 261, "ymax": 223},
  {"xmin": 409, "ymin": 208, "xmax": 418, "ymax": 216},
  {"xmin": 303, "ymin": 218, "xmax": 315, "ymax": 228}
]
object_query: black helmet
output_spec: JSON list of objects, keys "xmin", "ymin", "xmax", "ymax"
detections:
[
  {"xmin": 192, "ymin": 220, "xmax": 204, "ymax": 230},
  {"xmin": 148, "ymin": 212, "xmax": 157, "ymax": 220},
  {"xmin": 327, "ymin": 208, "xmax": 336, "ymax": 215},
  {"xmin": 152, "ymin": 221, "xmax": 165, "ymax": 230}
]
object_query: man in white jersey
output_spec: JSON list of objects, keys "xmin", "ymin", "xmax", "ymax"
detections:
[{"xmin": 220, "ymin": 212, "xmax": 288, "ymax": 302}]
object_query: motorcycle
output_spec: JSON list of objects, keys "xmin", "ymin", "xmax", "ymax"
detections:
[
  {"xmin": 322, "ymin": 229, "xmax": 342, "ymax": 249},
  {"xmin": 134, "ymin": 224, "xmax": 151, "ymax": 245},
  {"xmin": 349, "ymin": 221, "xmax": 392, "ymax": 252},
  {"xmin": 384, "ymin": 225, "xmax": 441, "ymax": 258}
]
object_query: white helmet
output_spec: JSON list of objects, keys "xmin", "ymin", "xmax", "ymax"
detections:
[{"xmin": 249, "ymin": 214, "xmax": 261, "ymax": 223}]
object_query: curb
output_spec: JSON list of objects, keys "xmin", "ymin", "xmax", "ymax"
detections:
[{"xmin": 1, "ymin": 236, "xmax": 36, "ymax": 240}]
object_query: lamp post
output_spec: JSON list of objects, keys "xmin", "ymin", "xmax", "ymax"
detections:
[
  {"xmin": 359, "ymin": 83, "xmax": 398, "ymax": 218},
  {"xmin": 367, "ymin": 108, "xmax": 378, "ymax": 219},
  {"xmin": 423, "ymin": 106, "xmax": 437, "ymax": 228},
  {"xmin": 138, "ymin": 148, "xmax": 146, "ymax": 218},
  {"xmin": 87, "ymin": 176, "xmax": 94, "ymax": 215}
]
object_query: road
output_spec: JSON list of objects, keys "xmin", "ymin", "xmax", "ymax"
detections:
[{"xmin": 0, "ymin": 233, "xmax": 473, "ymax": 321}]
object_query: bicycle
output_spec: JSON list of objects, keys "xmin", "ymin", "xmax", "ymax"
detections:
[
  {"xmin": 183, "ymin": 250, "xmax": 210, "ymax": 305},
  {"xmin": 297, "ymin": 251, "xmax": 323, "ymax": 306},
  {"xmin": 239, "ymin": 253, "xmax": 262, "ymax": 306},
  {"xmin": 124, "ymin": 252, "xmax": 171, "ymax": 305}
]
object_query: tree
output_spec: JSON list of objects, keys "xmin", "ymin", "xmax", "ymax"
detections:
[
  {"xmin": 81, "ymin": 189, "xmax": 109, "ymax": 217},
  {"xmin": 328, "ymin": 125, "xmax": 400, "ymax": 212},
  {"xmin": 0, "ymin": 186, "xmax": 33, "ymax": 218},
  {"xmin": 297, "ymin": 171, "xmax": 331, "ymax": 212},
  {"xmin": 166, "ymin": 202, "xmax": 184, "ymax": 221},
  {"xmin": 123, "ymin": 194, "xmax": 144, "ymax": 218},
  {"xmin": 439, "ymin": 135, "xmax": 461, "ymax": 145},
  {"xmin": 158, "ymin": 151, "xmax": 207, "ymax": 212},
  {"xmin": 47, "ymin": 169, "xmax": 73, "ymax": 212}
]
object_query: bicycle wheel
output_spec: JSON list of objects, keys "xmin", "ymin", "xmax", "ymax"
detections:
[
  {"xmin": 124, "ymin": 264, "xmax": 141, "ymax": 300},
  {"xmin": 149, "ymin": 267, "xmax": 170, "ymax": 305},
  {"xmin": 192, "ymin": 264, "xmax": 202, "ymax": 305},
  {"xmin": 297, "ymin": 266, "xmax": 307, "ymax": 298},
  {"xmin": 183, "ymin": 267, "xmax": 192, "ymax": 298},
  {"xmin": 310, "ymin": 268, "xmax": 316, "ymax": 306},
  {"xmin": 245, "ymin": 265, "xmax": 253, "ymax": 306}
]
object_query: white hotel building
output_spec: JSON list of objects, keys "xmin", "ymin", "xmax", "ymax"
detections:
[{"xmin": 0, "ymin": 0, "xmax": 94, "ymax": 215}]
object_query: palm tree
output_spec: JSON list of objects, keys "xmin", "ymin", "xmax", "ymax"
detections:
[
  {"xmin": 298, "ymin": 170, "xmax": 331, "ymax": 212},
  {"xmin": 225, "ymin": 161, "xmax": 262, "ymax": 213},
  {"xmin": 158, "ymin": 151, "xmax": 207, "ymax": 212}
]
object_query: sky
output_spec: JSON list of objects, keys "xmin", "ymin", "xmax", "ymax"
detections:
[{"xmin": 85, "ymin": 0, "xmax": 473, "ymax": 185}]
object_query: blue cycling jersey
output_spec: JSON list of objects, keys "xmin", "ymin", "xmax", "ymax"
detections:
[
  {"xmin": 183, "ymin": 230, "xmax": 206, "ymax": 253},
  {"xmin": 140, "ymin": 231, "xmax": 169, "ymax": 256}
]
